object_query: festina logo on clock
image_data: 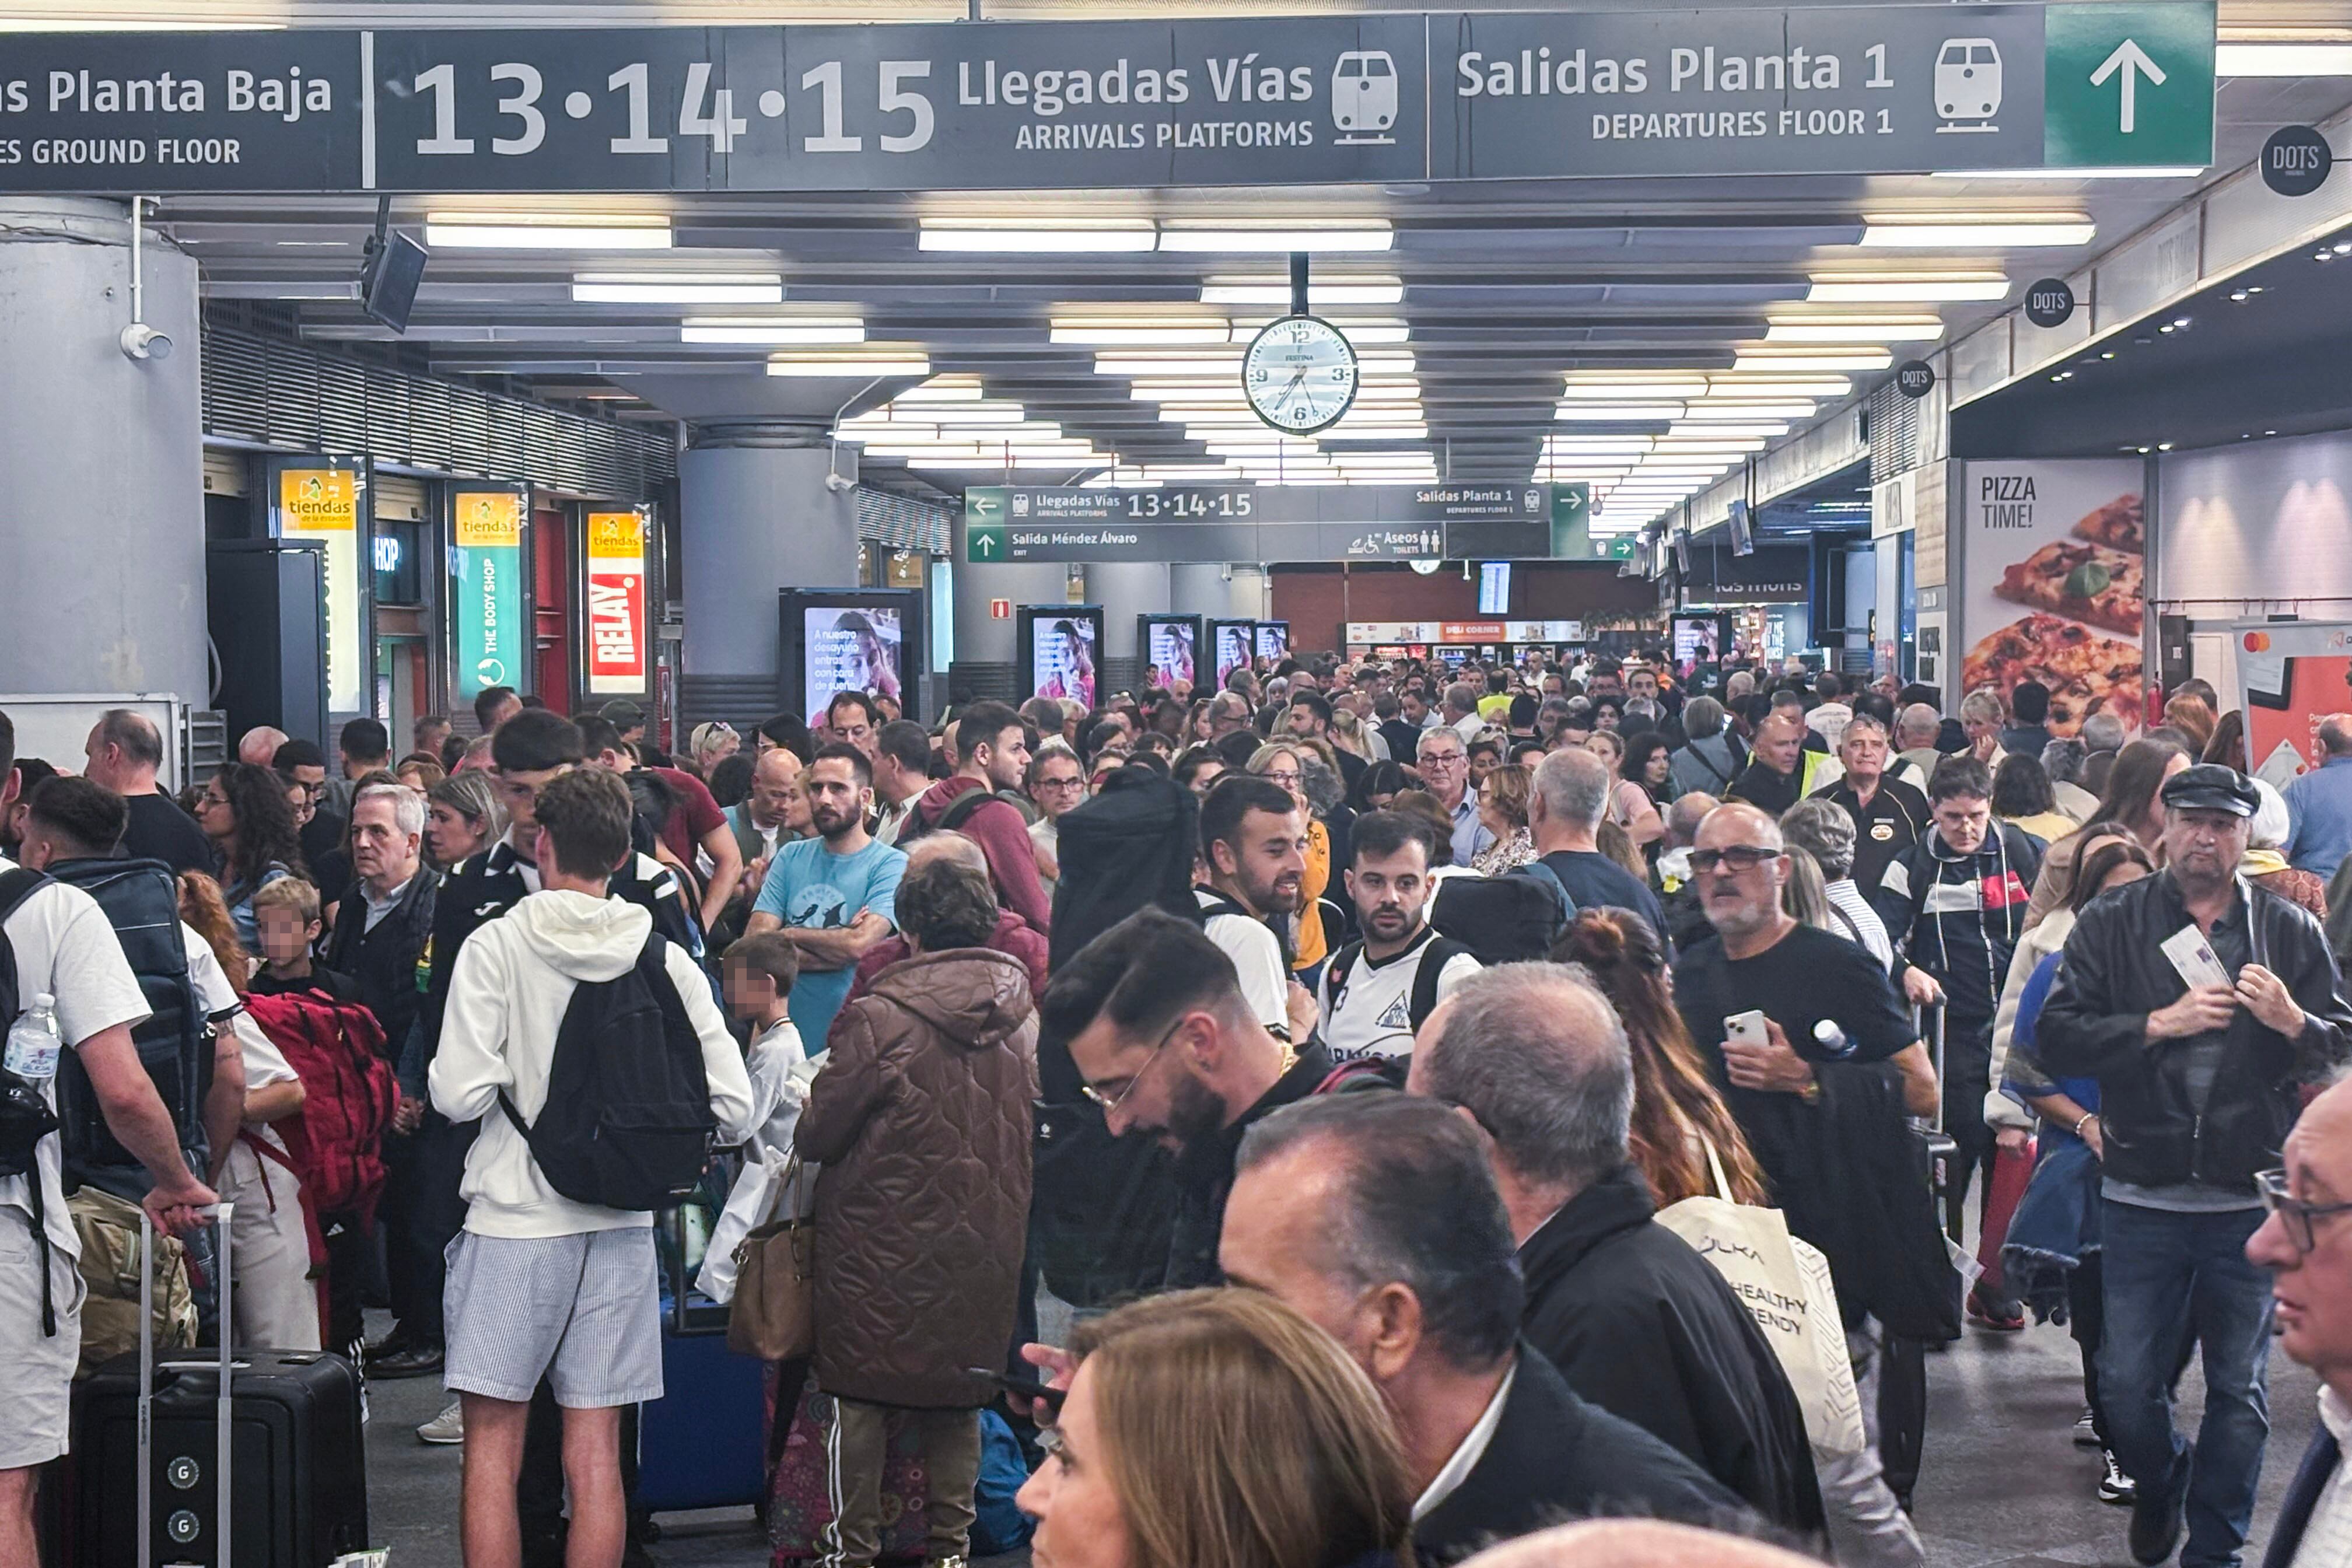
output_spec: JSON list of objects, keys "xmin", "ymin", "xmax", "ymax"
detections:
[{"xmin": 1243, "ymin": 316, "xmax": 1359, "ymax": 435}]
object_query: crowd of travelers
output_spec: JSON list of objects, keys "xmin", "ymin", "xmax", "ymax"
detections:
[{"xmin": 3, "ymin": 640, "xmax": 2351, "ymax": 1568}]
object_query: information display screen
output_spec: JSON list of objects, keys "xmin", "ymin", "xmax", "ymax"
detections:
[
  {"xmin": 1142, "ymin": 615, "xmax": 1202, "ymax": 690},
  {"xmin": 779, "ymin": 589, "xmax": 923, "ymax": 725},
  {"xmin": 1255, "ymin": 622, "xmax": 1290, "ymax": 663},
  {"xmin": 1211, "ymin": 620, "xmax": 1256, "ymax": 687},
  {"xmin": 1020, "ymin": 606, "xmax": 1103, "ymax": 712}
]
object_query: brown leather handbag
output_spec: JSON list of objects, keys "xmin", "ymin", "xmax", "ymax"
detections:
[{"xmin": 727, "ymin": 1158, "xmax": 816, "ymax": 1360}]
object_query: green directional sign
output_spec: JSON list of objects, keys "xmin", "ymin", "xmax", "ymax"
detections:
[
  {"xmin": 966, "ymin": 522, "xmax": 1010, "ymax": 565},
  {"xmin": 2044, "ymin": 2, "xmax": 2216, "ymax": 169},
  {"xmin": 1549, "ymin": 484, "xmax": 1634, "ymax": 561}
]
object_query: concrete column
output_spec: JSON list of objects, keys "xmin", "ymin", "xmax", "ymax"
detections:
[
  {"xmin": 678, "ymin": 421, "xmax": 859, "ymax": 727},
  {"xmin": 1083, "ymin": 561, "xmax": 1171, "ymax": 696},
  {"xmin": 949, "ymin": 512, "xmax": 1065, "ymax": 702},
  {"xmin": 1170, "ymin": 563, "xmax": 1267, "ymax": 622},
  {"xmin": 0, "ymin": 198, "xmax": 205, "ymax": 703}
]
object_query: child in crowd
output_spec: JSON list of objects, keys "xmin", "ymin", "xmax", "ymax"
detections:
[
  {"xmin": 723, "ymin": 932, "xmax": 811, "ymax": 1157},
  {"xmin": 247, "ymin": 877, "xmax": 358, "ymax": 1002}
]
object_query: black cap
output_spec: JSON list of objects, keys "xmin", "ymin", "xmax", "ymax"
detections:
[
  {"xmin": 600, "ymin": 698, "xmax": 646, "ymax": 729},
  {"xmin": 2161, "ymin": 763, "xmax": 2262, "ymax": 817}
]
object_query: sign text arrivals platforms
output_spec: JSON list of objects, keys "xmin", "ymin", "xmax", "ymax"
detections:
[
  {"xmin": 0, "ymin": 5, "xmax": 2211, "ymax": 191},
  {"xmin": 964, "ymin": 482, "xmax": 1583, "ymax": 564}
]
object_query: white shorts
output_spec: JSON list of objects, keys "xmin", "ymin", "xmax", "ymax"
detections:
[
  {"xmin": 443, "ymin": 1227, "xmax": 662, "ymax": 1409},
  {"xmin": 0, "ymin": 1205, "xmax": 85, "ymax": 1471}
]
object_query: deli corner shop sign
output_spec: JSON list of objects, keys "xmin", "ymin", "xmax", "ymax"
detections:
[{"xmin": 0, "ymin": 3, "xmax": 2211, "ymax": 193}]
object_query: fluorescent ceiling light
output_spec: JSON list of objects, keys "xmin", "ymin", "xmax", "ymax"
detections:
[
  {"xmin": 1668, "ymin": 423, "xmax": 1786, "ymax": 439},
  {"xmin": 768, "ymin": 354, "xmax": 930, "ymax": 377},
  {"xmin": 1932, "ymin": 166, "xmax": 2205, "ymax": 179},
  {"xmin": 573, "ymin": 274, "xmax": 784, "ymax": 304},
  {"xmin": 1318, "ymin": 428, "xmax": 1432, "ymax": 442},
  {"xmin": 892, "ymin": 382, "xmax": 986, "ymax": 403},
  {"xmin": 1732, "ymin": 352, "xmax": 1893, "ymax": 373},
  {"xmin": 1561, "ymin": 380, "xmax": 1711, "ymax": 400},
  {"xmin": 681, "ymin": 318, "xmax": 865, "ymax": 345},
  {"xmin": 1159, "ymin": 226, "xmax": 1393, "ymax": 253},
  {"xmin": 1230, "ymin": 322, "xmax": 1410, "ymax": 345},
  {"xmin": 1202, "ymin": 279, "xmax": 1405, "ymax": 306},
  {"xmin": 2216, "ymin": 43, "xmax": 2352, "ymax": 75},
  {"xmin": 1860, "ymin": 216, "xmax": 2095, "ymax": 247},
  {"xmin": 1807, "ymin": 275, "xmax": 2010, "ymax": 303},
  {"xmin": 848, "ymin": 404, "xmax": 1023, "ymax": 425},
  {"xmin": 1763, "ymin": 319, "xmax": 1944, "ymax": 344},
  {"xmin": 1556, "ymin": 404, "xmax": 1685, "ymax": 421},
  {"xmin": 426, "ymin": 214, "xmax": 671, "ymax": 250},
  {"xmin": 919, "ymin": 222, "xmax": 1155, "ymax": 252},
  {"xmin": 1051, "ymin": 321, "xmax": 1232, "ymax": 345}
]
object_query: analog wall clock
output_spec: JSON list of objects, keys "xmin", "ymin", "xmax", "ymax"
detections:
[{"xmin": 1243, "ymin": 315, "xmax": 1358, "ymax": 434}]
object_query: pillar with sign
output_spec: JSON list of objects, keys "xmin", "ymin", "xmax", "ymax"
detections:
[
  {"xmin": 452, "ymin": 488, "xmax": 529, "ymax": 707},
  {"xmin": 0, "ymin": 197, "xmax": 207, "ymax": 704},
  {"xmin": 583, "ymin": 509, "xmax": 654, "ymax": 704}
]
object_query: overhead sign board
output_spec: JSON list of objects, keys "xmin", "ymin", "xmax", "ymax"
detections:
[
  {"xmin": 0, "ymin": 5, "xmax": 2212, "ymax": 193},
  {"xmin": 964, "ymin": 483, "xmax": 1558, "ymax": 564}
]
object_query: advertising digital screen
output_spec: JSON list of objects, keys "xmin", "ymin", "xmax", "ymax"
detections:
[
  {"xmin": 1020, "ymin": 605, "xmax": 1103, "ymax": 712},
  {"xmin": 779, "ymin": 589, "xmax": 923, "ymax": 726},
  {"xmin": 1142, "ymin": 615, "xmax": 1201, "ymax": 690},
  {"xmin": 1672, "ymin": 614, "xmax": 1728, "ymax": 666},
  {"xmin": 1211, "ymin": 620, "xmax": 1255, "ymax": 687},
  {"xmin": 1255, "ymin": 621, "xmax": 1290, "ymax": 663}
]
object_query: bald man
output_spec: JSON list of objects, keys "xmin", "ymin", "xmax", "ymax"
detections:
[
  {"xmin": 236, "ymin": 725, "xmax": 290, "ymax": 768},
  {"xmin": 1460, "ymin": 1520, "xmax": 1818, "ymax": 1568},
  {"xmin": 2249, "ymin": 1079, "xmax": 2352, "ymax": 1568},
  {"xmin": 842, "ymin": 830, "xmax": 1048, "ymax": 1005}
]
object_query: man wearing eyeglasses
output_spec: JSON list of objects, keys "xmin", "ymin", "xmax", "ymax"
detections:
[
  {"xmin": 2246, "ymin": 1080, "xmax": 2352, "ymax": 1568},
  {"xmin": 1040, "ymin": 907, "xmax": 1334, "ymax": 1290},
  {"xmin": 2040, "ymin": 765, "xmax": 2352, "ymax": 1568},
  {"xmin": 1417, "ymin": 729, "xmax": 1492, "ymax": 872}
]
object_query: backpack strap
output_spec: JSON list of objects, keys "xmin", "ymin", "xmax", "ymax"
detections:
[
  {"xmin": 934, "ymin": 786, "xmax": 999, "ymax": 838},
  {"xmin": 1408, "ymin": 937, "xmax": 1475, "ymax": 1031},
  {"xmin": 1321, "ymin": 939, "xmax": 1362, "ymax": 1014},
  {"xmin": 1510, "ymin": 859, "xmax": 1576, "ymax": 923},
  {"xmin": 0, "ymin": 867, "xmax": 47, "ymax": 929}
]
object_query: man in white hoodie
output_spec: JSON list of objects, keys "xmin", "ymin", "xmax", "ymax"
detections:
[{"xmin": 430, "ymin": 767, "xmax": 754, "ymax": 1568}]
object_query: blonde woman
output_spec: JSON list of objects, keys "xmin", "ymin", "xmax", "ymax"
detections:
[
  {"xmin": 1471, "ymin": 764, "xmax": 1536, "ymax": 875},
  {"xmin": 1019, "ymin": 1290, "xmax": 1417, "ymax": 1568}
]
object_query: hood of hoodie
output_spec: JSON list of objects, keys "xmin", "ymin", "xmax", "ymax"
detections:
[
  {"xmin": 505, "ymin": 888, "xmax": 654, "ymax": 982},
  {"xmin": 868, "ymin": 948, "xmax": 1033, "ymax": 1049}
]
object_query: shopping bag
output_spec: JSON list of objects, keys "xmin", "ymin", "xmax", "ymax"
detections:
[
  {"xmin": 728, "ymin": 1155, "xmax": 817, "ymax": 1361},
  {"xmin": 766, "ymin": 1366, "xmax": 930, "ymax": 1564},
  {"xmin": 1656, "ymin": 1142, "xmax": 1867, "ymax": 1457}
]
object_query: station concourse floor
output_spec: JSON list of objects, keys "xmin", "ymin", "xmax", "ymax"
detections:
[{"xmin": 360, "ymin": 1307, "xmax": 2322, "ymax": 1568}]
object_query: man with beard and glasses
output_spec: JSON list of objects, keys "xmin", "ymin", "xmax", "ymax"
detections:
[
  {"xmin": 2041, "ymin": 765, "xmax": 2352, "ymax": 1568},
  {"xmin": 1317, "ymin": 811, "xmax": 1480, "ymax": 1064},
  {"xmin": 1039, "ymin": 908, "xmax": 1336, "ymax": 1289},
  {"xmin": 746, "ymin": 744, "xmax": 908, "ymax": 1055},
  {"xmin": 1196, "ymin": 775, "xmax": 1319, "ymax": 1045}
]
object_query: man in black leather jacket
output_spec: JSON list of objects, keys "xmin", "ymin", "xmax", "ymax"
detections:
[{"xmin": 2040, "ymin": 765, "xmax": 2352, "ymax": 1568}]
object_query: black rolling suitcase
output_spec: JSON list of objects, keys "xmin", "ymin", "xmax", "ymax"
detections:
[{"xmin": 71, "ymin": 1203, "xmax": 374, "ymax": 1567}]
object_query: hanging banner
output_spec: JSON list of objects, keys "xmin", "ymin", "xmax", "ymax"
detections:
[
  {"xmin": 583, "ymin": 509, "xmax": 649, "ymax": 696},
  {"xmin": 2232, "ymin": 621, "xmax": 2352, "ymax": 792},
  {"xmin": 1958, "ymin": 459, "xmax": 2145, "ymax": 737},
  {"xmin": 276, "ymin": 466, "xmax": 365, "ymax": 716},
  {"xmin": 452, "ymin": 488, "xmax": 526, "ymax": 701}
]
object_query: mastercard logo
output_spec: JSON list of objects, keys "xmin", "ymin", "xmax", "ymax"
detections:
[{"xmin": 2244, "ymin": 632, "xmax": 2273, "ymax": 652}]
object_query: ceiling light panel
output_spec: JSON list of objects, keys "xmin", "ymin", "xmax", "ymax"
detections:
[
  {"xmin": 1201, "ymin": 279, "xmax": 1405, "ymax": 306},
  {"xmin": 1859, "ymin": 215, "xmax": 2095, "ymax": 247},
  {"xmin": 680, "ymin": 317, "xmax": 865, "ymax": 345},
  {"xmin": 919, "ymin": 221, "xmax": 1156, "ymax": 251},
  {"xmin": 426, "ymin": 214, "xmax": 672, "ymax": 250},
  {"xmin": 1806, "ymin": 275, "xmax": 2011, "ymax": 303},
  {"xmin": 1159, "ymin": 226, "xmax": 1392, "ymax": 252},
  {"xmin": 1762, "ymin": 319, "xmax": 1945, "ymax": 343},
  {"xmin": 573, "ymin": 273, "xmax": 784, "ymax": 304}
]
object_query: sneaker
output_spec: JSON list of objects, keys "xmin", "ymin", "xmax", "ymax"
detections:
[
  {"xmin": 1966, "ymin": 1286, "xmax": 2027, "ymax": 1332},
  {"xmin": 2098, "ymin": 1451, "xmax": 2138, "ymax": 1506},
  {"xmin": 2074, "ymin": 1406, "xmax": 2101, "ymax": 1447},
  {"xmin": 369, "ymin": 1341, "xmax": 445, "ymax": 1378},
  {"xmin": 2129, "ymin": 1473, "xmax": 2186, "ymax": 1564},
  {"xmin": 416, "ymin": 1400, "xmax": 464, "ymax": 1446}
]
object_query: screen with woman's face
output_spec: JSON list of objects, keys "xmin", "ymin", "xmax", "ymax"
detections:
[
  {"xmin": 1148, "ymin": 622, "xmax": 1197, "ymax": 688},
  {"xmin": 1215, "ymin": 624, "xmax": 1253, "ymax": 685},
  {"xmin": 1032, "ymin": 615, "xmax": 1098, "ymax": 709},
  {"xmin": 807, "ymin": 606, "xmax": 904, "ymax": 717}
]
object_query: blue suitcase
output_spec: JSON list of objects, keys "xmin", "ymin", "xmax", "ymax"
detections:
[{"xmin": 639, "ymin": 1198, "xmax": 767, "ymax": 1514}]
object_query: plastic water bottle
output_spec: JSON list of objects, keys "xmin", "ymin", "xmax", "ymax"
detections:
[{"xmin": 4, "ymin": 993, "xmax": 61, "ymax": 1081}]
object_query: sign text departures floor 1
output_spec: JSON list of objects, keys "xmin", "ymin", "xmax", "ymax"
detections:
[{"xmin": 0, "ymin": 4, "xmax": 2212, "ymax": 194}]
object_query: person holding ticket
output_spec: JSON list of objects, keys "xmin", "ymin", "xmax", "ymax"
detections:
[{"xmin": 2039, "ymin": 763, "xmax": 2352, "ymax": 1568}]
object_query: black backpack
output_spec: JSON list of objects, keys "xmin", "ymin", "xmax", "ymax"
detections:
[
  {"xmin": 896, "ymin": 782, "xmax": 1011, "ymax": 850},
  {"xmin": 0, "ymin": 869, "xmax": 65, "ymax": 1333},
  {"xmin": 498, "ymin": 934, "xmax": 715, "ymax": 1213},
  {"xmin": 46, "ymin": 856, "xmax": 210, "ymax": 1194},
  {"xmin": 1045, "ymin": 770, "xmax": 1202, "ymax": 975},
  {"xmin": 1321, "ymin": 932, "xmax": 1476, "ymax": 1040},
  {"xmin": 1430, "ymin": 862, "xmax": 1576, "ymax": 965}
]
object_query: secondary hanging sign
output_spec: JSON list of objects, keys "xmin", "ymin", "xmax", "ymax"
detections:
[
  {"xmin": 451, "ymin": 488, "xmax": 527, "ymax": 702},
  {"xmin": 583, "ymin": 509, "xmax": 650, "ymax": 696},
  {"xmin": 964, "ymin": 482, "xmax": 1560, "ymax": 564}
]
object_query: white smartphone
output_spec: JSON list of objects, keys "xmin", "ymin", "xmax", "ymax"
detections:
[{"xmin": 1724, "ymin": 1009, "xmax": 1770, "ymax": 1051}]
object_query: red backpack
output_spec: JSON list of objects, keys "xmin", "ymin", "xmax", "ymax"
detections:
[{"xmin": 244, "ymin": 992, "xmax": 398, "ymax": 1225}]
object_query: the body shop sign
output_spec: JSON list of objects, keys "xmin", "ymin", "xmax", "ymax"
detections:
[
  {"xmin": 584, "ymin": 510, "xmax": 649, "ymax": 696},
  {"xmin": 277, "ymin": 467, "xmax": 365, "ymax": 715},
  {"xmin": 452, "ymin": 489, "xmax": 525, "ymax": 701}
]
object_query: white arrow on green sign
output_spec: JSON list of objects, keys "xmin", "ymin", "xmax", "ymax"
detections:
[{"xmin": 2044, "ymin": 2, "xmax": 2214, "ymax": 167}]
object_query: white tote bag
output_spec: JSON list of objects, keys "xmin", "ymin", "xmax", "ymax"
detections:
[{"xmin": 1655, "ymin": 1142, "xmax": 1867, "ymax": 1458}]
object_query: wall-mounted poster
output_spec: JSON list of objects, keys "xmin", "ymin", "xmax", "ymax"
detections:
[
  {"xmin": 1141, "ymin": 614, "xmax": 1201, "ymax": 690},
  {"xmin": 2234, "ymin": 621, "xmax": 2352, "ymax": 792},
  {"xmin": 278, "ymin": 464, "xmax": 367, "ymax": 715},
  {"xmin": 583, "ymin": 509, "xmax": 650, "ymax": 696},
  {"xmin": 1958, "ymin": 459, "xmax": 2146, "ymax": 736},
  {"xmin": 1255, "ymin": 621, "xmax": 1290, "ymax": 663},
  {"xmin": 451, "ymin": 487, "xmax": 526, "ymax": 702},
  {"xmin": 1021, "ymin": 605, "xmax": 1102, "ymax": 712},
  {"xmin": 1210, "ymin": 620, "xmax": 1255, "ymax": 687},
  {"xmin": 779, "ymin": 589, "xmax": 923, "ymax": 724}
]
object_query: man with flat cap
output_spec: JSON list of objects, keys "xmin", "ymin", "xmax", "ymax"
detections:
[{"xmin": 2041, "ymin": 763, "xmax": 2352, "ymax": 1568}]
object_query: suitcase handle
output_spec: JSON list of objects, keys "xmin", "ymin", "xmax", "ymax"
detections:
[{"xmin": 139, "ymin": 1202, "xmax": 233, "ymax": 1568}]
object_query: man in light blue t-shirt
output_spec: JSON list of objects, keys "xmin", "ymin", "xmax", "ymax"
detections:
[{"xmin": 748, "ymin": 743, "xmax": 906, "ymax": 1052}]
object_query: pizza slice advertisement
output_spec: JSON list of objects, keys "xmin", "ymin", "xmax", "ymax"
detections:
[
  {"xmin": 1961, "ymin": 613, "xmax": 2144, "ymax": 738},
  {"xmin": 1994, "ymin": 540, "xmax": 2146, "ymax": 638},
  {"xmin": 2070, "ymin": 494, "xmax": 2145, "ymax": 554}
]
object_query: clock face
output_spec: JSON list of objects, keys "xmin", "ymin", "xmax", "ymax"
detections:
[{"xmin": 1244, "ymin": 316, "xmax": 1359, "ymax": 435}]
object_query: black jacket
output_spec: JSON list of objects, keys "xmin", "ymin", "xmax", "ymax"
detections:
[
  {"xmin": 2259, "ymin": 1426, "xmax": 2340, "ymax": 1568},
  {"xmin": 1412, "ymin": 1345, "xmax": 1746, "ymax": 1564},
  {"xmin": 2039, "ymin": 872, "xmax": 2352, "ymax": 1193},
  {"xmin": 1871, "ymin": 822, "xmax": 2043, "ymax": 1023},
  {"xmin": 1518, "ymin": 1167, "xmax": 1823, "ymax": 1536},
  {"xmin": 1164, "ymin": 1041, "xmax": 1332, "ymax": 1289},
  {"xmin": 322, "ymin": 868, "xmax": 437, "ymax": 1058}
]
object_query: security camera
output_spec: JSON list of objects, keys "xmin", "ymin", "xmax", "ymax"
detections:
[
  {"xmin": 823, "ymin": 472, "xmax": 855, "ymax": 494},
  {"xmin": 120, "ymin": 323, "xmax": 173, "ymax": 362}
]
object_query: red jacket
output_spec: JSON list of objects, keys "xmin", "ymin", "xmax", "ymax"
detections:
[
  {"xmin": 846, "ymin": 907, "xmax": 1051, "ymax": 1009},
  {"xmin": 907, "ymin": 776, "xmax": 1054, "ymax": 933}
]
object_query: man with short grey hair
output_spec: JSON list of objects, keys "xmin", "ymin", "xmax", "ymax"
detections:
[
  {"xmin": 1810, "ymin": 712, "xmax": 1929, "ymax": 900},
  {"xmin": 2284, "ymin": 714, "xmax": 2352, "ymax": 880},
  {"xmin": 1670, "ymin": 696, "xmax": 1744, "ymax": 797},
  {"xmin": 1443, "ymin": 680, "xmax": 1485, "ymax": 743},
  {"xmin": 83, "ymin": 708, "xmax": 213, "ymax": 873},
  {"xmin": 1408, "ymin": 968, "xmax": 1824, "ymax": 1536},
  {"xmin": 1531, "ymin": 748, "xmax": 1671, "ymax": 946},
  {"xmin": 1781, "ymin": 797, "xmax": 1894, "ymax": 971},
  {"xmin": 1216, "ymin": 1093, "xmax": 1742, "ymax": 1563},
  {"xmin": 1894, "ymin": 704, "xmax": 1945, "ymax": 785},
  {"xmin": 2041, "ymin": 736, "xmax": 2100, "ymax": 823},
  {"xmin": 1418, "ymin": 726, "xmax": 1493, "ymax": 870}
]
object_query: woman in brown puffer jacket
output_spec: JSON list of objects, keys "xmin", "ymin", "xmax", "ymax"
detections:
[{"xmin": 794, "ymin": 849, "xmax": 1039, "ymax": 1568}]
